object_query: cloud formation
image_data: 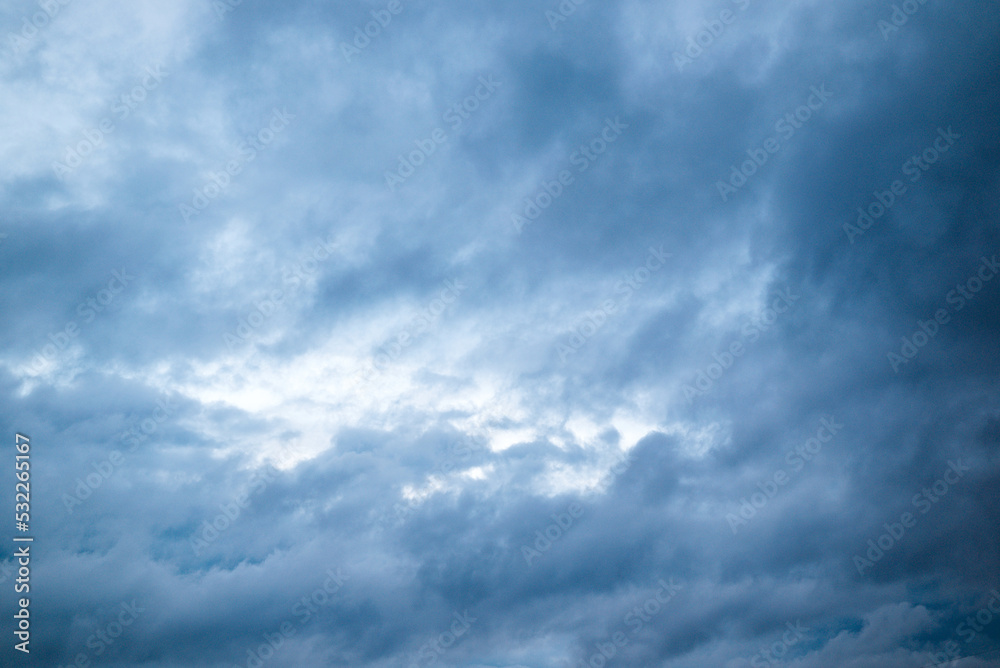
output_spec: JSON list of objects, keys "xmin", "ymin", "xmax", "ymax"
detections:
[{"xmin": 1, "ymin": 0, "xmax": 999, "ymax": 666}]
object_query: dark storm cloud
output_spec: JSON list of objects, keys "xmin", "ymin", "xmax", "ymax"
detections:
[{"xmin": 1, "ymin": 0, "xmax": 999, "ymax": 666}]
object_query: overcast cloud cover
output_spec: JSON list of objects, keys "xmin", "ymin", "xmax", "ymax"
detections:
[{"xmin": 1, "ymin": 0, "xmax": 999, "ymax": 666}]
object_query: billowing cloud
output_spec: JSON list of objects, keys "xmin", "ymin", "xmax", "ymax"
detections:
[{"xmin": 1, "ymin": 0, "xmax": 999, "ymax": 666}]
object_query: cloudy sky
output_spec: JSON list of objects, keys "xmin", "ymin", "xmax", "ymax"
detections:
[{"xmin": 2, "ymin": 0, "xmax": 1000, "ymax": 666}]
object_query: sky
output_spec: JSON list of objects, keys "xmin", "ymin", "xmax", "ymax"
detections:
[{"xmin": 1, "ymin": 0, "xmax": 999, "ymax": 666}]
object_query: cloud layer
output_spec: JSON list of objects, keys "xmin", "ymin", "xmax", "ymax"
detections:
[{"xmin": 1, "ymin": 0, "xmax": 999, "ymax": 666}]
